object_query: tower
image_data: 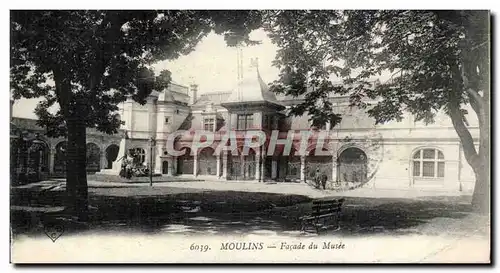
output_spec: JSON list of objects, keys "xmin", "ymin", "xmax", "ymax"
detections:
[{"xmin": 236, "ymin": 44, "xmax": 244, "ymax": 101}]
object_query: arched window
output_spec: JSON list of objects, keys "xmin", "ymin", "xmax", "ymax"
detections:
[
  {"xmin": 86, "ymin": 143, "xmax": 101, "ymax": 172},
  {"xmin": 412, "ymin": 148, "xmax": 445, "ymax": 178}
]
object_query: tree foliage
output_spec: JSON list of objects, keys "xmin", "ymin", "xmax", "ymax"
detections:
[
  {"xmin": 265, "ymin": 10, "xmax": 488, "ymax": 124},
  {"xmin": 264, "ymin": 10, "xmax": 490, "ymax": 212},
  {"xmin": 10, "ymin": 10, "xmax": 262, "ymax": 220},
  {"xmin": 11, "ymin": 10, "xmax": 262, "ymax": 137}
]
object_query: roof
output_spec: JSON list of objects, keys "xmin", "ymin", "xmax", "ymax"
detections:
[
  {"xmin": 193, "ymin": 91, "xmax": 232, "ymax": 106},
  {"xmin": 11, "ymin": 117, "xmax": 43, "ymax": 131},
  {"xmin": 222, "ymin": 65, "xmax": 284, "ymax": 110},
  {"xmin": 157, "ymin": 90, "xmax": 175, "ymax": 102}
]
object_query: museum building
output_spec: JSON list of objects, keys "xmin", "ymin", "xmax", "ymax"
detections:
[{"xmin": 10, "ymin": 63, "xmax": 479, "ymax": 192}]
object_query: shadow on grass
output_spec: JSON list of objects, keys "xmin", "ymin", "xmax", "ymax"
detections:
[
  {"xmin": 10, "ymin": 186, "xmax": 477, "ymax": 238},
  {"xmin": 87, "ymin": 174, "xmax": 204, "ymax": 184}
]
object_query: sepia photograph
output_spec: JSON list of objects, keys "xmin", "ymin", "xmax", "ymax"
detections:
[{"xmin": 9, "ymin": 8, "xmax": 491, "ymax": 264}]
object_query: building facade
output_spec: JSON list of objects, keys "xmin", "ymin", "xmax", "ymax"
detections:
[{"xmin": 10, "ymin": 65, "xmax": 479, "ymax": 192}]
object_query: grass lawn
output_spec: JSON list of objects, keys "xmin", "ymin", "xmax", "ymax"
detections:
[
  {"xmin": 10, "ymin": 182, "xmax": 488, "ymax": 239},
  {"xmin": 10, "ymin": 183, "xmax": 311, "ymax": 236}
]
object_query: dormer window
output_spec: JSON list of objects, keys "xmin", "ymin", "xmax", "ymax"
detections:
[{"xmin": 204, "ymin": 118, "xmax": 215, "ymax": 132}]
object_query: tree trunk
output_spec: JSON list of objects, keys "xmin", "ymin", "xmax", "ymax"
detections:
[
  {"xmin": 471, "ymin": 99, "xmax": 490, "ymax": 214},
  {"xmin": 447, "ymin": 63, "xmax": 490, "ymax": 214},
  {"xmin": 471, "ymin": 158, "xmax": 489, "ymax": 214},
  {"xmin": 65, "ymin": 115, "xmax": 89, "ymax": 222}
]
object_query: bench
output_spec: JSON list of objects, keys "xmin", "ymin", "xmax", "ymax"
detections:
[{"xmin": 300, "ymin": 198, "xmax": 345, "ymax": 233}]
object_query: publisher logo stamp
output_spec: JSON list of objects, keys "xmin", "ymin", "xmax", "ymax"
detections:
[{"xmin": 43, "ymin": 222, "xmax": 64, "ymax": 242}]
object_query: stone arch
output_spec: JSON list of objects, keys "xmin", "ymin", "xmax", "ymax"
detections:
[
  {"xmin": 86, "ymin": 142, "xmax": 101, "ymax": 173},
  {"xmin": 26, "ymin": 138, "xmax": 50, "ymax": 182},
  {"xmin": 53, "ymin": 141, "xmax": 67, "ymax": 174},
  {"xmin": 243, "ymin": 148, "xmax": 256, "ymax": 180},
  {"xmin": 337, "ymin": 147, "xmax": 368, "ymax": 183},
  {"xmin": 105, "ymin": 144, "xmax": 120, "ymax": 169},
  {"xmin": 271, "ymin": 146, "xmax": 300, "ymax": 181},
  {"xmin": 175, "ymin": 141, "xmax": 192, "ymax": 154},
  {"xmin": 229, "ymin": 148, "xmax": 256, "ymax": 180},
  {"xmin": 338, "ymin": 143, "xmax": 369, "ymax": 160},
  {"xmin": 177, "ymin": 147, "xmax": 193, "ymax": 175},
  {"xmin": 306, "ymin": 148, "xmax": 333, "ymax": 182},
  {"xmin": 198, "ymin": 147, "xmax": 218, "ymax": 176}
]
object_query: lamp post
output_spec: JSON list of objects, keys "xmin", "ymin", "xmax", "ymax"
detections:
[
  {"xmin": 149, "ymin": 137, "xmax": 156, "ymax": 187},
  {"xmin": 31, "ymin": 133, "xmax": 45, "ymax": 181}
]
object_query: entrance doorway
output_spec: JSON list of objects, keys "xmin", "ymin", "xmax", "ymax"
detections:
[
  {"xmin": 306, "ymin": 149, "xmax": 332, "ymax": 182},
  {"xmin": 198, "ymin": 147, "xmax": 217, "ymax": 176},
  {"xmin": 177, "ymin": 148, "xmax": 193, "ymax": 175},
  {"xmin": 229, "ymin": 149, "xmax": 256, "ymax": 180},
  {"xmin": 337, "ymin": 147, "xmax": 367, "ymax": 183},
  {"xmin": 162, "ymin": 161, "xmax": 168, "ymax": 175},
  {"xmin": 105, "ymin": 144, "xmax": 119, "ymax": 169}
]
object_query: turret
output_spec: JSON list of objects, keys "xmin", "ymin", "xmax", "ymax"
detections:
[{"xmin": 189, "ymin": 84, "xmax": 198, "ymax": 105}]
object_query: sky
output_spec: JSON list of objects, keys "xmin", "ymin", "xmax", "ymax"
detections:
[
  {"xmin": 153, "ymin": 29, "xmax": 280, "ymax": 93},
  {"xmin": 12, "ymin": 29, "xmax": 281, "ymax": 119},
  {"xmin": 12, "ymin": 28, "xmax": 391, "ymax": 119}
]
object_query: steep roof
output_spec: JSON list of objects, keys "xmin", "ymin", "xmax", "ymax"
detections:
[{"xmin": 223, "ymin": 65, "xmax": 284, "ymax": 110}]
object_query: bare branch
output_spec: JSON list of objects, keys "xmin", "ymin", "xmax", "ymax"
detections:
[
  {"xmin": 460, "ymin": 61, "xmax": 486, "ymax": 112},
  {"xmin": 466, "ymin": 88, "xmax": 486, "ymax": 109}
]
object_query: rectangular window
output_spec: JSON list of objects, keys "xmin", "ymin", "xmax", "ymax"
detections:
[
  {"xmin": 237, "ymin": 114, "xmax": 253, "ymax": 130},
  {"xmin": 422, "ymin": 162, "xmax": 435, "ymax": 177},
  {"xmin": 263, "ymin": 115, "xmax": 273, "ymax": 130},
  {"xmin": 204, "ymin": 118, "xmax": 215, "ymax": 132},
  {"xmin": 413, "ymin": 161, "xmax": 420, "ymax": 176},
  {"xmin": 237, "ymin": 115, "xmax": 246, "ymax": 130},
  {"xmin": 246, "ymin": 115, "xmax": 253, "ymax": 129},
  {"xmin": 165, "ymin": 117, "xmax": 170, "ymax": 124},
  {"xmin": 437, "ymin": 162, "xmax": 445, "ymax": 177}
]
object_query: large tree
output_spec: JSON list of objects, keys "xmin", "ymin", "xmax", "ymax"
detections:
[
  {"xmin": 10, "ymin": 10, "xmax": 262, "ymax": 221},
  {"xmin": 264, "ymin": 10, "xmax": 490, "ymax": 213}
]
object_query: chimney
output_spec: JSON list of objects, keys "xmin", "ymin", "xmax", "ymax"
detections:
[{"xmin": 189, "ymin": 84, "xmax": 198, "ymax": 105}]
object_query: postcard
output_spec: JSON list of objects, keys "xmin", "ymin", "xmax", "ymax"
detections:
[{"xmin": 10, "ymin": 9, "xmax": 491, "ymax": 264}]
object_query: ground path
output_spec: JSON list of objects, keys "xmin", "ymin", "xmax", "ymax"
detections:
[{"xmin": 10, "ymin": 178, "xmax": 489, "ymax": 263}]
